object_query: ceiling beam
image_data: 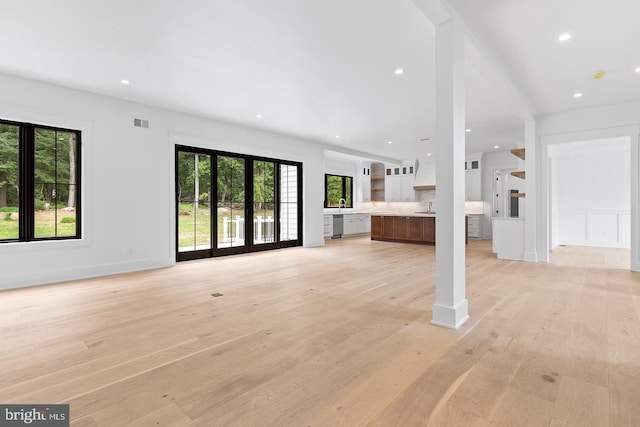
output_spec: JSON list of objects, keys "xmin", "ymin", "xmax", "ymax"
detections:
[{"xmin": 411, "ymin": 0, "xmax": 534, "ymax": 121}]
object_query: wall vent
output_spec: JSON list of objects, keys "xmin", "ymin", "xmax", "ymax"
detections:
[{"xmin": 133, "ymin": 118, "xmax": 149, "ymax": 128}]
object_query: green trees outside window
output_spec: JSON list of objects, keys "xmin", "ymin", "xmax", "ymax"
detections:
[
  {"xmin": 325, "ymin": 174, "xmax": 352, "ymax": 208},
  {"xmin": 176, "ymin": 146, "xmax": 302, "ymax": 260},
  {"xmin": 0, "ymin": 119, "xmax": 80, "ymax": 242}
]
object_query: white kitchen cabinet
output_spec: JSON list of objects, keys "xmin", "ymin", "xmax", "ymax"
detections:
[
  {"xmin": 465, "ymin": 155, "xmax": 482, "ymax": 201},
  {"xmin": 465, "ymin": 158, "xmax": 481, "ymax": 170},
  {"xmin": 385, "ymin": 173, "xmax": 401, "ymax": 202},
  {"xmin": 361, "ymin": 164, "xmax": 371, "ymax": 202},
  {"xmin": 400, "ymin": 164, "xmax": 415, "ymax": 202},
  {"xmin": 323, "ymin": 214, "xmax": 333, "ymax": 238},
  {"xmin": 343, "ymin": 214, "xmax": 371, "ymax": 235},
  {"xmin": 400, "ymin": 175, "xmax": 415, "ymax": 201},
  {"xmin": 467, "ymin": 215, "xmax": 481, "ymax": 239},
  {"xmin": 492, "ymin": 217, "xmax": 524, "ymax": 260},
  {"xmin": 343, "ymin": 215, "xmax": 360, "ymax": 235},
  {"xmin": 466, "ymin": 169, "xmax": 482, "ymax": 201},
  {"xmin": 384, "ymin": 163, "xmax": 414, "ymax": 202}
]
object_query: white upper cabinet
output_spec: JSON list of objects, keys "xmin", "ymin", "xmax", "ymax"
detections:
[
  {"xmin": 384, "ymin": 163, "xmax": 415, "ymax": 201},
  {"xmin": 361, "ymin": 163, "xmax": 371, "ymax": 202},
  {"xmin": 385, "ymin": 166, "xmax": 402, "ymax": 201},
  {"xmin": 465, "ymin": 156, "xmax": 482, "ymax": 201}
]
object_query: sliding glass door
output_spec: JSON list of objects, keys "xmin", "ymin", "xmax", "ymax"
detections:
[
  {"xmin": 280, "ymin": 164, "xmax": 299, "ymax": 242},
  {"xmin": 216, "ymin": 155, "xmax": 247, "ymax": 254},
  {"xmin": 176, "ymin": 146, "xmax": 302, "ymax": 261},
  {"xmin": 177, "ymin": 151, "xmax": 212, "ymax": 255},
  {"xmin": 253, "ymin": 160, "xmax": 276, "ymax": 245}
]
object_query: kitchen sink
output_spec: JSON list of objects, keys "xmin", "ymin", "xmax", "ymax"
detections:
[{"xmin": 414, "ymin": 211, "xmax": 436, "ymax": 214}]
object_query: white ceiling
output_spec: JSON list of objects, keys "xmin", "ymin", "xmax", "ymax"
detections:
[{"xmin": 0, "ymin": 1, "xmax": 637, "ymax": 162}]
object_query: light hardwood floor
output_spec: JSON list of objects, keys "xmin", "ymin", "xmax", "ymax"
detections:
[{"xmin": 1, "ymin": 238, "xmax": 639, "ymax": 426}]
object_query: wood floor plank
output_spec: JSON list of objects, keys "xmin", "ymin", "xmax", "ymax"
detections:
[
  {"xmin": 607, "ymin": 319, "xmax": 640, "ymax": 378},
  {"xmin": 427, "ymin": 404, "xmax": 489, "ymax": 427},
  {"xmin": 549, "ymin": 377, "xmax": 609, "ymax": 427},
  {"xmin": 510, "ymin": 350, "xmax": 566, "ymax": 403},
  {"xmin": 370, "ymin": 318, "xmax": 503, "ymax": 426},
  {"xmin": 608, "ymin": 370, "xmax": 640, "ymax": 426},
  {"xmin": 488, "ymin": 387, "xmax": 554, "ymax": 427},
  {"xmin": 308, "ymin": 323, "xmax": 454, "ymax": 427},
  {"xmin": 565, "ymin": 321, "xmax": 609, "ymax": 387},
  {"xmin": 69, "ymin": 415, "xmax": 98, "ymax": 427},
  {"xmin": 447, "ymin": 335, "xmax": 526, "ymax": 420}
]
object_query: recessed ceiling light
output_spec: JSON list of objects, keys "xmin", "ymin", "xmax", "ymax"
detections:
[
  {"xmin": 120, "ymin": 79, "xmax": 130, "ymax": 85},
  {"xmin": 256, "ymin": 114, "xmax": 263, "ymax": 118},
  {"xmin": 427, "ymin": 153, "xmax": 432, "ymax": 156},
  {"xmin": 573, "ymin": 93, "xmax": 583, "ymax": 98},
  {"xmin": 465, "ymin": 128, "xmax": 471, "ymax": 133},
  {"xmin": 387, "ymin": 141, "xmax": 393, "ymax": 144},
  {"xmin": 394, "ymin": 68, "xmax": 404, "ymax": 75},
  {"xmin": 494, "ymin": 145, "xmax": 500, "ymax": 149},
  {"xmin": 635, "ymin": 67, "xmax": 640, "ymax": 73},
  {"xmin": 558, "ymin": 33, "xmax": 572, "ymax": 42},
  {"xmin": 335, "ymin": 135, "xmax": 340, "ymax": 139}
]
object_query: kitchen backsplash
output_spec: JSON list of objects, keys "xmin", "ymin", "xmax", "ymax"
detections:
[
  {"xmin": 414, "ymin": 189, "xmax": 437, "ymax": 203},
  {"xmin": 356, "ymin": 201, "xmax": 434, "ymax": 213}
]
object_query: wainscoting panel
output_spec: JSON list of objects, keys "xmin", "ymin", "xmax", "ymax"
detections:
[{"xmin": 556, "ymin": 211, "xmax": 630, "ymax": 248}]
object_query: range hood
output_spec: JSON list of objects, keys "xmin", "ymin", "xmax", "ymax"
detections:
[{"xmin": 413, "ymin": 157, "xmax": 436, "ymax": 190}]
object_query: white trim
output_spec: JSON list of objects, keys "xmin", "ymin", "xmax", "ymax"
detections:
[
  {"xmin": 432, "ymin": 300, "xmax": 469, "ymax": 330},
  {"xmin": 0, "ymin": 104, "xmax": 94, "ymax": 254}
]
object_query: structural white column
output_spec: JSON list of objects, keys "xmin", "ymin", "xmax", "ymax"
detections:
[
  {"xmin": 524, "ymin": 120, "xmax": 538, "ymax": 262},
  {"xmin": 432, "ymin": 18, "xmax": 468, "ymax": 330}
]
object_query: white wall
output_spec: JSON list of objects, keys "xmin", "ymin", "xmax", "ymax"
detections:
[
  {"xmin": 0, "ymin": 73, "xmax": 325, "ymax": 290},
  {"xmin": 549, "ymin": 138, "xmax": 630, "ymax": 248}
]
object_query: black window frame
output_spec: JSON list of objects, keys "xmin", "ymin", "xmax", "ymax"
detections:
[
  {"xmin": 324, "ymin": 173, "xmax": 353, "ymax": 208},
  {"xmin": 175, "ymin": 145, "xmax": 303, "ymax": 261},
  {"xmin": 0, "ymin": 118, "xmax": 82, "ymax": 243}
]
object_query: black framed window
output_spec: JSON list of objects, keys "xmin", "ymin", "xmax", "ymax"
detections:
[
  {"xmin": 0, "ymin": 119, "xmax": 81, "ymax": 243},
  {"xmin": 324, "ymin": 174, "xmax": 353, "ymax": 208}
]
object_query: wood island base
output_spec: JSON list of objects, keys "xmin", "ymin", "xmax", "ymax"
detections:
[{"xmin": 371, "ymin": 215, "xmax": 468, "ymax": 244}]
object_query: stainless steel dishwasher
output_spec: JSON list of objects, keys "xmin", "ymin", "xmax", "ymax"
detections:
[{"xmin": 332, "ymin": 214, "xmax": 343, "ymax": 238}]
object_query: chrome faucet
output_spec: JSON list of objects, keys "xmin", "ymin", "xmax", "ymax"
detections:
[
  {"xmin": 427, "ymin": 201, "xmax": 433, "ymax": 213},
  {"xmin": 339, "ymin": 198, "xmax": 346, "ymax": 208}
]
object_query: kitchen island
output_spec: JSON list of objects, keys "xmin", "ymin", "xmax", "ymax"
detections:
[{"xmin": 371, "ymin": 213, "xmax": 468, "ymax": 244}]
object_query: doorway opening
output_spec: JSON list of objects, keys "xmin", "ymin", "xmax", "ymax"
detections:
[
  {"xmin": 493, "ymin": 168, "xmax": 524, "ymax": 218},
  {"xmin": 547, "ymin": 137, "xmax": 630, "ymax": 268}
]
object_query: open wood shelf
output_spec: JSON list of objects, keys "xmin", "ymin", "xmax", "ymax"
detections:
[
  {"xmin": 511, "ymin": 148, "xmax": 525, "ymax": 160},
  {"xmin": 370, "ymin": 162, "xmax": 386, "ymax": 201},
  {"xmin": 510, "ymin": 171, "xmax": 525, "ymax": 179},
  {"xmin": 510, "ymin": 192, "xmax": 526, "ymax": 198}
]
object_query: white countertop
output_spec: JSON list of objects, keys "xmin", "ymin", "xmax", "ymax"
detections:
[
  {"xmin": 491, "ymin": 217, "xmax": 524, "ymax": 221},
  {"xmin": 369, "ymin": 212, "xmax": 437, "ymax": 217},
  {"xmin": 323, "ymin": 210, "xmax": 368, "ymax": 215}
]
